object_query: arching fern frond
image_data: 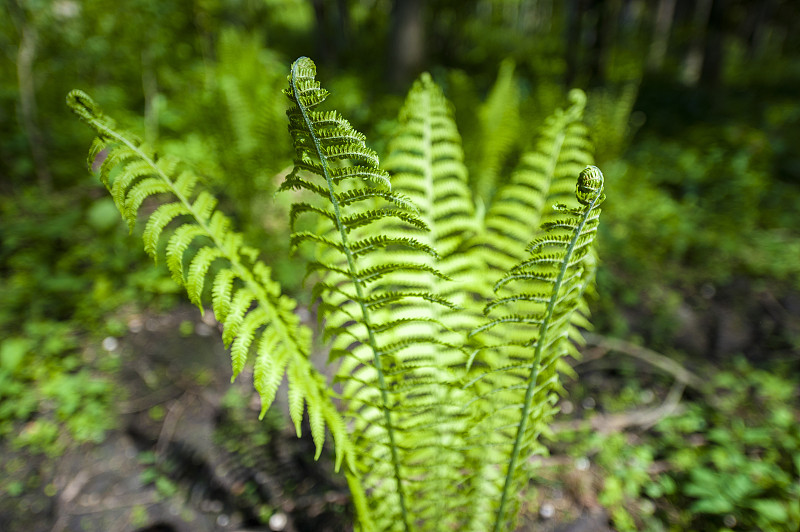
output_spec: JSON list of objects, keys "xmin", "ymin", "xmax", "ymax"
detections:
[
  {"xmin": 379, "ymin": 74, "xmax": 490, "ymax": 528},
  {"xmin": 66, "ymin": 90, "xmax": 356, "ymax": 474},
  {"xmin": 384, "ymin": 73, "xmax": 478, "ymax": 260},
  {"xmin": 463, "ymin": 91, "xmax": 598, "ymax": 418},
  {"xmin": 468, "ymin": 166, "xmax": 605, "ymax": 531}
]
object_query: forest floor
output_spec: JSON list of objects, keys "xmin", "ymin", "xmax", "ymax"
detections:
[
  {"xmin": 0, "ymin": 303, "xmax": 609, "ymax": 532},
  {"xmin": 2, "ymin": 280, "xmax": 798, "ymax": 531}
]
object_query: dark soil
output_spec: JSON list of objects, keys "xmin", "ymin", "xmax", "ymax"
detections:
[{"xmin": 1, "ymin": 305, "xmax": 352, "ymax": 532}]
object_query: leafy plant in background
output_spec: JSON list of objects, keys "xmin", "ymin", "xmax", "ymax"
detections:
[
  {"xmin": 0, "ymin": 187, "xmax": 179, "ymax": 468},
  {"xmin": 162, "ymin": 28, "xmax": 294, "ymax": 225},
  {"xmin": 0, "ymin": 321, "xmax": 115, "ymax": 458},
  {"xmin": 555, "ymin": 357, "xmax": 800, "ymax": 532},
  {"xmin": 0, "ymin": 1, "xmax": 292, "ymax": 473},
  {"xmin": 67, "ymin": 56, "xmax": 604, "ymax": 530}
]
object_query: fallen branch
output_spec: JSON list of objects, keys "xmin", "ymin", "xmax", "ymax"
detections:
[
  {"xmin": 156, "ymin": 390, "xmax": 192, "ymax": 458},
  {"xmin": 580, "ymin": 333, "xmax": 705, "ymax": 391},
  {"xmin": 551, "ymin": 381, "xmax": 686, "ymax": 434}
]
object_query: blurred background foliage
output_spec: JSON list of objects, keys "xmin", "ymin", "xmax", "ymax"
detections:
[{"xmin": 1, "ymin": 0, "xmax": 798, "ymax": 530}]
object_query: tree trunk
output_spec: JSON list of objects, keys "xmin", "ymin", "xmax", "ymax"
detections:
[
  {"xmin": 388, "ymin": 0, "xmax": 425, "ymax": 91},
  {"xmin": 587, "ymin": 0, "xmax": 609, "ymax": 87},
  {"xmin": 741, "ymin": 0, "xmax": 773, "ymax": 59},
  {"xmin": 312, "ymin": 0, "xmax": 349, "ymax": 67},
  {"xmin": 699, "ymin": 0, "xmax": 725, "ymax": 87},
  {"xmin": 647, "ymin": 0, "xmax": 677, "ymax": 72},
  {"xmin": 681, "ymin": 0, "xmax": 713, "ymax": 85},
  {"xmin": 9, "ymin": 1, "xmax": 52, "ymax": 191},
  {"xmin": 565, "ymin": 0, "xmax": 585, "ymax": 87}
]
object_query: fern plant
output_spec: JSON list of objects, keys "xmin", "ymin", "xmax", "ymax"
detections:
[{"xmin": 67, "ymin": 56, "xmax": 605, "ymax": 531}]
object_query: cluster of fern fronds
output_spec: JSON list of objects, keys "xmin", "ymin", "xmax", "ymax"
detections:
[{"xmin": 67, "ymin": 56, "xmax": 604, "ymax": 532}]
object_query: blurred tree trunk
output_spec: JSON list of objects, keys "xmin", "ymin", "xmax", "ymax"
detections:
[
  {"xmin": 8, "ymin": 1, "xmax": 51, "ymax": 192},
  {"xmin": 699, "ymin": 0, "xmax": 725, "ymax": 87},
  {"xmin": 566, "ymin": 0, "xmax": 611, "ymax": 87},
  {"xmin": 587, "ymin": 0, "xmax": 609, "ymax": 87},
  {"xmin": 565, "ymin": 0, "xmax": 585, "ymax": 87},
  {"xmin": 681, "ymin": 0, "xmax": 713, "ymax": 85},
  {"xmin": 741, "ymin": 0, "xmax": 773, "ymax": 59},
  {"xmin": 647, "ymin": 0, "xmax": 677, "ymax": 72},
  {"xmin": 312, "ymin": 0, "xmax": 350, "ymax": 67},
  {"xmin": 388, "ymin": 0, "xmax": 425, "ymax": 90}
]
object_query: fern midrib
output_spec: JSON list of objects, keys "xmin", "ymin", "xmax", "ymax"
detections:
[
  {"xmin": 421, "ymin": 100, "xmax": 436, "ymax": 243},
  {"xmin": 524, "ymin": 128, "xmax": 565, "ymax": 229},
  {"xmin": 103, "ymin": 128, "xmax": 276, "ymax": 326},
  {"xmin": 290, "ymin": 60, "xmax": 411, "ymax": 532},
  {"xmin": 419, "ymin": 91, "xmax": 451, "ymax": 526},
  {"xmin": 489, "ymin": 129, "xmax": 575, "ymax": 532}
]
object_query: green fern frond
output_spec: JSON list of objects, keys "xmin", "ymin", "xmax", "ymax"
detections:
[
  {"xmin": 379, "ymin": 71, "xmax": 490, "ymax": 530},
  {"xmin": 586, "ymin": 80, "xmax": 641, "ymax": 164},
  {"xmin": 284, "ymin": 57, "xmax": 473, "ymax": 531},
  {"xmin": 382, "ymin": 74, "xmax": 482, "ymax": 364},
  {"xmin": 472, "ymin": 58, "xmax": 522, "ymax": 205},
  {"xmin": 384, "ymin": 73, "xmax": 478, "ymax": 260},
  {"xmin": 461, "ymin": 91, "xmax": 597, "ymax": 407},
  {"xmin": 470, "ymin": 166, "xmax": 605, "ymax": 531},
  {"xmin": 66, "ymin": 89, "xmax": 357, "ymax": 474}
]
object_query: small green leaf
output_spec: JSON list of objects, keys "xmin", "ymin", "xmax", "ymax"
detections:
[
  {"xmin": 0, "ymin": 338, "xmax": 31, "ymax": 375},
  {"xmin": 750, "ymin": 499, "xmax": 789, "ymax": 523},
  {"xmin": 690, "ymin": 497, "xmax": 735, "ymax": 515}
]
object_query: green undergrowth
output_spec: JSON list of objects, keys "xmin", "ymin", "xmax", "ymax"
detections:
[
  {"xmin": 548, "ymin": 356, "xmax": 800, "ymax": 532},
  {"xmin": 598, "ymin": 82, "xmax": 800, "ymax": 296},
  {"xmin": 593, "ymin": 87, "xmax": 800, "ymax": 347},
  {"xmin": 0, "ymin": 186, "xmax": 178, "ymax": 467}
]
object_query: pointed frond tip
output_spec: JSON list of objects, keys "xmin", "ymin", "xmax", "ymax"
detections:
[{"xmin": 66, "ymin": 90, "xmax": 105, "ymax": 127}]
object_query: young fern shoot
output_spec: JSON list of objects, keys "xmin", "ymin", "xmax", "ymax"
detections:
[{"xmin": 473, "ymin": 165, "xmax": 605, "ymax": 531}]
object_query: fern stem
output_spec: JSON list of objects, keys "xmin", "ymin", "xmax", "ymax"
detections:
[
  {"xmin": 491, "ymin": 187, "xmax": 602, "ymax": 532},
  {"xmin": 290, "ymin": 59, "xmax": 412, "ymax": 532}
]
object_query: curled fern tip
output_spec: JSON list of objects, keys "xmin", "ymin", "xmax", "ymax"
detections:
[
  {"xmin": 66, "ymin": 89, "xmax": 98, "ymax": 119},
  {"xmin": 576, "ymin": 165, "xmax": 604, "ymax": 205}
]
